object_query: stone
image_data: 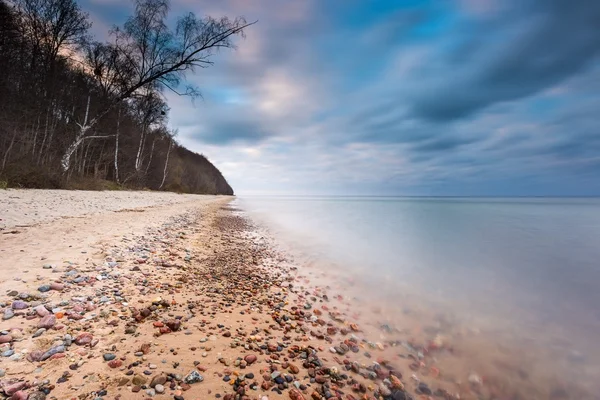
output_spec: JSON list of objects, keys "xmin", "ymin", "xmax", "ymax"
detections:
[
  {"xmin": 10, "ymin": 390, "xmax": 28, "ymax": 400},
  {"xmin": 4, "ymin": 381, "xmax": 27, "ymax": 395},
  {"xmin": 166, "ymin": 319, "xmax": 181, "ymax": 331},
  {"xmin": 0, "ymin": 334, "xmax": 12, "ymax": 344},
  {"xmin": 0, "ymin": 369, "xmax": 5, "ymax": 377},
  {"xmin": 50, "ymin": 282, "xmax": 65, "ymax": 291},
  {"xmin": 244, "ymin": 354, "xmax": 257, "ymax": 365},
  {"xmin": 150, "ymin": 375, "xmax": 167, "ymax": 388},
  {"xmin": 41, "ymin": 345, "xmax": 65, "ymax": 361},
  {"xmin": 38, "ymin": 314, "xmax": 56, "ymax": 329},
  {"xmin": 468, "ymin": 373, "xmax": 482, "ymax": 386},
  {"xmin": 28, "ymin": 391, "xmax": 47, "ymax": 400},
  {"xmin": 108, "ymin": 359, "xmax": 122, "ymax": 368},
  {"xmin": 103, "ymin": 353, "xmax": 116, "ymax": 361},
  {"xmin": 34, "ymin": 305, "xmax": 50, "ymax": 317},
  {"xmin": 132, "ymin": 375, "xmax": 147, "ymax": 386},
  {"xmin": 74, "ymin": 332, "xmax": 93, "ymax": 345},
  {"xmin": 33, "ymin": 328, "xmax": 46, "ymax": 338},
  {"xmin": 184, "ymin": 370, "xmax": 203, "ymax": 384},
  {"xmin": 289, "ymin": 389, "xmax": 306, "ymax": 400},
  {"xmin": 38, "ymin": 285, "xmax": 51, "ymax": 293},
  {"xmin": 155, "ymin": 384, "xmax": 165, "ymax": 394},
  {"xmin": 132, "ymin": 385, "xmax": 141, "ymax": 393},
  {"xmin": 12, "ymin": 301, "xmax": 28, "ymax": 310},
  {"xmin": 3, "ymin": 309, "xmax": 14, "ymax": 320},
  {"xmin": 2, "ymin": 349, "xmax": 15, "ymax": 357}
]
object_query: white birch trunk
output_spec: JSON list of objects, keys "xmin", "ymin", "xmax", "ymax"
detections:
[
  {"xmin": 159, "ymin": 138, "xmax": 172, "ymax": 189},
  {"xmin": 61, "ymin": 95, "xmax": 91, "ymax": 172},
  {"xmin": 114, "ymin": 107, "xmax": 121, "ymax": 183}
]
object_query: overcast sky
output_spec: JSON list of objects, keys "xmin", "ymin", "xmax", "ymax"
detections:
[{"xmin": 83, "ymin": 0, "xmax": 600, "ymax": 196}]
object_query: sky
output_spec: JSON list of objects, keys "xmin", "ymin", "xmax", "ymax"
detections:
[{"xmin": 82, "ymin": 0, "xmax": 600, "ymax": 196}]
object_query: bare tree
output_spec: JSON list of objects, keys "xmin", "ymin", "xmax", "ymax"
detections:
[
  {"xmin": 60, "ymin": 0, "xmax": 254, "ymax": 172},
  {"xmin": 159, "ymin": 132, "xmax": 173, "ymax": 189}
]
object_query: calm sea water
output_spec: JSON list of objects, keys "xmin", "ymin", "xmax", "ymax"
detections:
[{"xmin": 238, "ymin": 196, "xmax": 600, "ymax": 377}]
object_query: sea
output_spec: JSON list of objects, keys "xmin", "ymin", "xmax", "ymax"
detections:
[{"xmin": 237, "ymin": 196, "xmax": 600, "ymax": 398}]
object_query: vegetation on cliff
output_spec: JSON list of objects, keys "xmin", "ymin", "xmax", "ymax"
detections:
[{"xmin": 0, "ymin": 0, "xmax": 250, "ymax": 195}]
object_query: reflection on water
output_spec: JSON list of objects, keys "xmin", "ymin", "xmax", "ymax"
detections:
[{"xmin": 239, "ymin": 196, "xmax": 600, "ymax": 398}]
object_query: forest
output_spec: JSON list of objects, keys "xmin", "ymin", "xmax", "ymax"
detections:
[{"xmin": 0, "ymin": 0, "xmax": 251, "ymax": 195}]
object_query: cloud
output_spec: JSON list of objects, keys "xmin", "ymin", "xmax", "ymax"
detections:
[
  {"xmin": 79, "ymin": 0, "xmax": 600, "ymax": 195},
  {"xmin": 408, "ymin": 0, "xmax": 600, "ymax": 121}
]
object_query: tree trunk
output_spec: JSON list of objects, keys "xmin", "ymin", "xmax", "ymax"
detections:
[
  {"xmin": 114, "ymin": 106, "xmax": 121, "ymax": 184},
  {"xmin": 145, "ymin": 138, "xmax": 156, "ymax": 175},
  {"xmin": 1, "ymin": 128, "xmax": 18, "ymax": 171},
  {"xmin": 135, "ymin": 122, "xmax": 146, "ymax": 172},
  {"xmin": 159, "ymin": 138, "xmax": 172, "ymax": 189},
  {"xmin": 61, "ymin": 95, "xmax": 91, "ymax": 172}
]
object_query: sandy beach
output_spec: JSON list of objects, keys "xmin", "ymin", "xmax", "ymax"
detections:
[{"xmin": 0, "ymin": 190, "xmax": 593, "ymax": 400}]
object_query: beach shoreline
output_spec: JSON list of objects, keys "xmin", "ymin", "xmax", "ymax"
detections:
[{"xmin": 0, "ymin": 190, "xmax": 594, "ymax": 400}]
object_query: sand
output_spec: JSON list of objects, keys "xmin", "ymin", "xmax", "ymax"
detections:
[{"xmin": 0, "ymin": 189, "xmax": 593, "ymax": 400}]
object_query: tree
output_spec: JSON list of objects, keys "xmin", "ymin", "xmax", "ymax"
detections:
[{"xmin": 60, "ymin": 0, "xmax": 254, "ymax": 172}]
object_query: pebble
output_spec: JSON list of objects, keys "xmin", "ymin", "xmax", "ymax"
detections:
[
  {"xmin": 0, "ymin": 369, "xmax": 5, "ymax": 377},
  {"xmin": 34, "ymin": 304, "xmax": 50, "ymax": 317},
  {"xmin": 184, "ymin": 370, "xmax": 203, "ymax": 384},
  {"xmin": 38, "ymin": 314, "xmax": 56, "ymax": 329},
  {"xmin": 3, "ymin": 309, "xmax": 14, "ymax": 320},
  {"xmin": 154, "ymin": 384, "xmax": 165, "ymax": 393},
  {"xmin": 33, "ymin": 328, "xmax": 46, "ymax": 338},
  {"xmin": 103, "ymin": 353, "xmax": 116, "ymax": 361},
  {"xmin": 0, "ymin": 334, "xmax": 13, "ymax": 344},
  {"xmin": 38, "ymin": 285, "xmax": 51, "ymax": 293}
]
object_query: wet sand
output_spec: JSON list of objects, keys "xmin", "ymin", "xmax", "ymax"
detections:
[{"xmin": 0, "ymin": 190, "xmax": 595, "ymax": 400}]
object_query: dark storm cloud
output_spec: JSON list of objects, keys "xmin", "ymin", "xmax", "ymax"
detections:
[{"xmin": 409, "ymin": 0, "xmax": 600, "ymax": 121}]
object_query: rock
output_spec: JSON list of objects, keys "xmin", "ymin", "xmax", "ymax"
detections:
[
  {"xmin": 378, "ymin": 383, "xmax": 392, "ymax": 397},
  {"xmin": 3, "ymin": 309, "xmax": 14, "ymax": 320},
  {"xmin": 184, "ymin": 370, "xmax": 203, "ymax": 384},
  {"xmin": 0, "ymin": 334, "xmax": 12, "ymax": 344},
  {"xmin": 0, "ymin": 369, "xmax": 5, "ymax": 377},
  {"xmin": 118, "ymin": 377, "xmax": 130, "ymax": 386},
  {"xmin": 132, "ymin": 385, "xmax": 141, "ymax": 393},
  {"xmin": 108, "ymin": 359, "xmax": 122, "ymax": 368},
  {"xmin": 289, "ymin": 389, "xmax": 305, "ymax": 400},
  {"xmin": 12, "ymin": 301, "xmax": 28, "ymax": 310},
  {"xmin": 150, "ymin": 375, "xmax": 167, "ymax": 388},
  {"xmin": 166, "ymin": 319, "xmax": 181, "ymax": 331},
  {"xmin": 289, "ymin": 364, "xmax": 299, "ymax": 374},
  {"xmin": 392, "ymin": 390, "xmax": 409, "ymax": 400},
  {"xmin": 28, "ymin": 391, "xmax": 46, "ymax": 400},
  {"xmin": 2, "ymin": 349, "xmax": 15, "ymax": 357},
  {"xmin": 38, "ymin": 285, "xmax": 51, "ymax": 293},
  {"xmin": 74, "ymin": 332, "xmax": 93, "ymax": 345},
  {"xmin": 155, "ymin": 384, "xmax": 165, "ymax": 394},
  {"xmin": 468, "ymin": 373, "xmax": 482, "ymax": 385},
  {"xmin": 33, "ymin": 328, "xmax": 46, "ymax": 338},
  {"xmin": 417, "ymin": 382, "xmax": 432, "ymax": 395},
  {"xmin": 4, "ymin": 382, "xmax": 27, "ymax": 396},
  {"xmin": 49, "ymin": 282, "xmax": 64, "ymax": 291},
  {"xmin": 132, "ymin": 375, "xmax": 148, "ymax": 386},
  {"xmin": 34, "ymin": 305, "xmax": 50, "ymax": 317},
  {"xmin": 40, "ymin": 345, "xmax": 65, "ymax": 361},
  {"xmin": 145, "ymin": 389, "xmax": 156, "ymax": 397},
  {"xmin": 38, "ymin": 314, "xmax": 56, "ymax": 329},
  {"xmin": 103, "ymin": 353, "xmax": 116, "ymax": 361},
  {"xmin": 244, "ymin": 354, "xmax": 257, "ymax": 365},
  {"xmin": 10, "ymin": 390, "xmax": 28, "ymax": 400}
]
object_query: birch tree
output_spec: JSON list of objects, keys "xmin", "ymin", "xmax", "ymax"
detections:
[{"xmin": 60, "ymin": 0, "xmax": 254, "ymax": 172}]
